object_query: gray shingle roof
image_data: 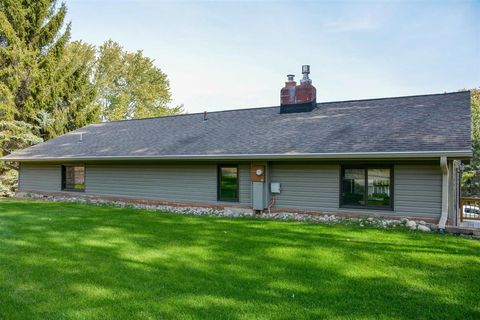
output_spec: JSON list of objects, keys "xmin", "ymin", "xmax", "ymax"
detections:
[{"xmin": 2, "ymin": 91, "xmax": 471, "ymax": 161}]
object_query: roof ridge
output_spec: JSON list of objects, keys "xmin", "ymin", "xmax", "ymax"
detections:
[
  {"xmin": 318, "ymin": 91, "xmax": 468, "ymax": 105},
  {"xmin": 91, "ymin": 91, "xmax": 469, "ymax": 125},
  {"xmin": 101, "ymin": 104, "xmax": 280, "ymax": 124}
]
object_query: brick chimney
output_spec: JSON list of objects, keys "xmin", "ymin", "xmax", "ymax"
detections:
[{"xmin": 280, "ymin": 65, "xmax": 316, "ymax": 114}]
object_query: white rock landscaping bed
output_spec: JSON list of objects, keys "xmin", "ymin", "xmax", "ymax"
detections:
[{"xmin": 16, "ymin": 192, "xmax": 433, "ymax": 232}]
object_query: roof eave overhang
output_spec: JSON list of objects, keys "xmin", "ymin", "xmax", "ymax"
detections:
[{"xmin": 1, "ymin": 150, "xmax": 472, "ymax": 162}]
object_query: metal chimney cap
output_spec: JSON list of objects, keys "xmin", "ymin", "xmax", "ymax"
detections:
[
  {"xmin": 302, "ymin": 65, "xmax": 310, "ymax": 74},
  {"xmin": 287, "ymin": 74, "xmax": 295, "ymax": 81}
]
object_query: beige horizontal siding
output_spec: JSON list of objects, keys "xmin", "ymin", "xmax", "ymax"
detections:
[
  {"xmin": 85, "ymin": 163, "xmax": 251, "ymax": 205},
  {"xmin": 19, "ymin": 163, "xmax": 61, "ymax": 192},
  {"xmin": 270, "ymin": 163, "xmax": 340, "ymax": 211},
  {"xmin": 19, "ymin": 162, "xmax": 251, "ymax": 206},
  {"xmin": 18, "ymin": 160, "xmax": 442, "ymax": 219},
  {"xmin": 394, "ymin": 164, "xmax": 442, "ymax": 217},
  {"xmin": 270, "ymin": 162, "xmax": 442, "ymax": 219}
]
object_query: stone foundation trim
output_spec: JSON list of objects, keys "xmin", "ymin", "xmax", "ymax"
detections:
[
  {"xmin": 14, "ymin": 190, "xmax": 442, "ymax": 232},
  {"xmin": 269, "ymin": 207, "xmax": 439, "ymax": 224},
  {"xmin": 16, "ymin": 190, "xmax": 251, "ymax": 210}
]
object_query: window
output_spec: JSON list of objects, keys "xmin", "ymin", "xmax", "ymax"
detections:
[
  {"xmin": 218, "ymin": 165, "xmax": 239, "ymax": 202},
  {"xmin": 62, "ymin": 165, "xmax": 85, "ymax": 191},
  {"xmin": 341, "ymin": 165, "xmax": 393, "ymax": 210}
]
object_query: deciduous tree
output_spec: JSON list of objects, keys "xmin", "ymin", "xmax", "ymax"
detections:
[
  {"xmin": 461, "ymin": 88, "xmax": 480, "ymax": 195},
  {"xmin": 94, "ymin": 40, "xmax": 183, "ymax": 121}
]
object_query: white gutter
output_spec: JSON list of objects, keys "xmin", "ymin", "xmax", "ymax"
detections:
[
  {"xmin": 0, "ymin": 150, "xmax": 472, "ymax": 162},
  {"xmin": 439, "ymin": 156, "xmax": 449, "ymax": 231}
]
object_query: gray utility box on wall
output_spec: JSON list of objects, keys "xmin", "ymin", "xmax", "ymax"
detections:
[
  {"xmin": 270, "ymin": 182, "xmax": 281, "ymax": 194},
  {"xmin": 252, "ymin": 182, "xmax": 264, "ymax": 210}
]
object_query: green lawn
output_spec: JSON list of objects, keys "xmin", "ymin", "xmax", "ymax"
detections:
[{"xmin": 0, "ymin": 200, "xmax": 479, "ymax": 320}]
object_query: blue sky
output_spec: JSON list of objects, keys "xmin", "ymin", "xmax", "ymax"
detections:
[{"xmin": 65, "ymin": 0, "xmax": 480, "ymax": 113}]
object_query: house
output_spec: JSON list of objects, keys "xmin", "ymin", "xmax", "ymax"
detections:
[{"xmin": 1, "ymin": 66, "xmax": 471, "ymax": 229}]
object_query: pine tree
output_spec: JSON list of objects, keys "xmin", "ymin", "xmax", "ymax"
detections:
[
  {"xmin": 1, "ymin": 0, "xmax": 69, "ymax": 121},
  {"xmin": 45, "ymin": 40, "xmax": 99, "ymax": 138},
  {"xmin": 0, "ymin": 1, "xmax": 99, "ymax": 195},
  {"xmin": 0, "ymin": 1, "xmax": 182, "ymax": 195},
  {"xmin": 0, "ymin": 121, "xmax": 42, "ymax": 195}
]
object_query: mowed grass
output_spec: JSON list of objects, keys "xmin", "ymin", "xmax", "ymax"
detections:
[{"xmin": 0, "ymin": 200, "xmax": 479, "ymax": 320}]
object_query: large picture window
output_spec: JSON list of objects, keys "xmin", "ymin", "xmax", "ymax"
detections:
[
  {"xmin": 62, "ymin": 165, "xmax": 85, "ymax": 192},
  {"xmin": 341, "ymin": 165, "xmax": 393, "ymax": 210},
  {"xmin": 218, "ymin": 165, "xmax": 239, "ymax": 202}
]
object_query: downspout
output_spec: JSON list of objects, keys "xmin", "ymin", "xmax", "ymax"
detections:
[{"xmin": 439, "ymin": 156, "xmax": 449, "ymax": 232}]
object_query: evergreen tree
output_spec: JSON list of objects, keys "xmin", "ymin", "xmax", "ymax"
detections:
[
  {"xmin": 0, "ymin": 1, "xmax": 100, "ymax": 136},
  {"xmin": 0, "ymin": 0, "xmax": 71, "ymax": 122},
  {"xmin": 46, "ymin": 40, "xmax": 99, "ymax": 138},
  {"xmin": 0, "ymin": 1, "xmax": 99, "ymax": 195},
  {"xmin": 0, "ymin": 121, "xmax": 42, "ymax": 195},
  {"xmin": 0, "ymin": 1, "xmax": 182, "ymax": 195}
]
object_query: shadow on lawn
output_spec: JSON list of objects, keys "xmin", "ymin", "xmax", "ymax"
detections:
[{"xmin": 0, "ymin": 201, "xmax": 479, "ymax": 319}]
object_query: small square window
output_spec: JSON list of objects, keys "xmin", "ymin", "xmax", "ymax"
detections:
[{"xmin": 62, "ymin": 165, "xmax": 85, "ymax": 192}]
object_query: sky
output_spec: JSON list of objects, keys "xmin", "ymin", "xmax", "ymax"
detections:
[{"xmin": 65, "ymin": 0, "xmax": 480, "ymax": 113}]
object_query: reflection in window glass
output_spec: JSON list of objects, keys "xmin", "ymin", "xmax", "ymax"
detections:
[
  {"xmin": 342, "ymin": 169, "xmax": 365, "ymax": 206},
  {"xmin": 367, "ymin": 168, "xmax": 391, "ymax": 207},
  {"xmin": 341, "ymin": 166, "xmax": 393, "ymax": 210},
  {"xmin": 218, "ymin": 166, "xmax": 238, "ymax": 202},
  {"xmin": 62, "ymin": 165, "xmax": 85, "ymax": 191}
]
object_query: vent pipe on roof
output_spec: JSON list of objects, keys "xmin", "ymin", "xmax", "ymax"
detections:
[
  {"xmin": 280, "ymin": 75, "xmax": 297, "ymax": 105},
  {"xmin": 78, "ymin": 133, "xmax": 83, "ymax": 142},
  {"xmin": 300, "ymin": 65, "xmax": 311, "ymax": 84}
]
